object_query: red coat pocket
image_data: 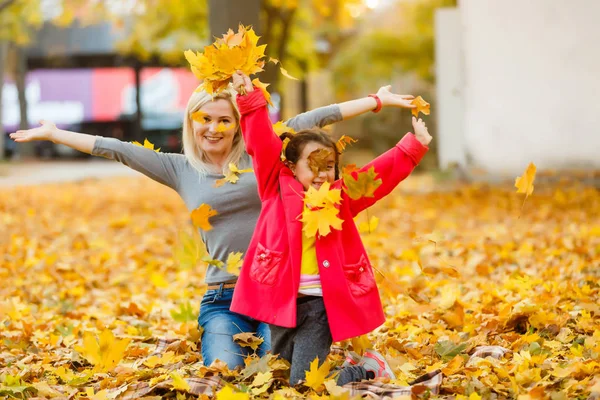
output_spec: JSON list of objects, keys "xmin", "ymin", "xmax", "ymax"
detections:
[
  {"xmin": 249, "ymin": 243, "xmax": 284, "ymax": 286},
  {"xmin": 343, "ymin": 254, "xmax": 376, "ymax": 296}
]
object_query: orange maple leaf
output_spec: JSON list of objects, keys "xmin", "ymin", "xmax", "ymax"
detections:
[
  {"xmin": 252, "ymin": 78, "xmax": 272, "ymax": 106},
  {"xmin": 191, "ymin": 204, "xmax": 218, "ymax": 231},
  {"xmin": 307, "ymin": 148, "xmax": 333, "ymax": 177},
  {"xmin": 411, "ymin": 96, "xmax": 431, "ymax": 117},
  {"xmin": 336, "ymin": 135, "xmax": 357, "ymax": 152}
]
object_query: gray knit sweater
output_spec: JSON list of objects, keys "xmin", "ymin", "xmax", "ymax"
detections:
[{"xmin": 92, "ymin": 105, "xmax": 342, "ymax": 284}]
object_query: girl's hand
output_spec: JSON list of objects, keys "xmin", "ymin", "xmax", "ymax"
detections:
[
  {"xmin": 232, "ymin": 71, "xmax": 253, "ymax": 95},
  {"xmin": 376, "ymin": 85, "xmax": 416, "ymax": 109},
  {"xmin": 412, "ymin": 116, "xmax": 432, "ymax": 146},
  {"xmin": 9, "ymin": 120, "xmax": 58, "ymax": 143}
]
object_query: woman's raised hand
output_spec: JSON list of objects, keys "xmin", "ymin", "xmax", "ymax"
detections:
[
  {"xmin": 376, "ymin": 85, "xmax": 416, "ymax": 109},
  {"xmin": 232, "ymin": 71, "xmax": 254, "ymax": 95},
  {"xmin": 10, "ymin": 120, "xmax": 58, "ymax": 143}
]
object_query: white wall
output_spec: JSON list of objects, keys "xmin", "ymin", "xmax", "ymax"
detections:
[
  {"xmin": 459, "ymin": 0, "xmax": 600, "ymax": 174},
  {"xmin": 435, "ymin": 8, "xmax": 466, "ymax": 169}
]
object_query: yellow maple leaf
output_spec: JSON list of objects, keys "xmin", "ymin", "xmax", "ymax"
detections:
[
  {"xmin": 170, "ymin": 371, "xmax": 191, "ymax": 391},
  {"xmin": 173, "ymin": 229, "xmax": 205, "ymax": 269},
  {"xmin": 301, "ymin": 182, "xmax": 343, "ymax": 238},
  {"xmin": 304, "ymin": 357, "xmax": 330, "ymax": 391},
  {"xmin": 304, "ymin": 181, "xmax": 342, "ymax": 208},
  {"xmin": 358, "ymin": 215, "xmax": 379, "ymax": 234},
  {"xmin": 233, "ymin": 332, "xmax": 264, "ymax": 351},
  {"xmin": 185, "ymin": 25, "xmax": 266, "ymax": 95},
  {"xmin": 515, "ymin": 162, "xmax": 537, "ymax": 197},
  {"xmin": 191, "ymin": 204, "xmax": 218, "ymax": 231},
  {"xmin": 75, "ymin": 329, "xmax": 131, "ymax": 372},
  {"xmin": 342, "ymin": 166, "xmax": 383, "ymax": 200},
  {"xmin": 272, "ymin": 121, "xmax": 296, "ymax": 137},
  {"xmin": 214, "ymin": 163, "xmax": 254, "ymax": 187},
  {"xmin": 191, "ymin": 110, "xmax": 208, "ymax": 123},
  {"xmin": 336, "ymin": 135, "xmax": 357, "ymax": 152},
  {"xmin": 281, "ymin": 137, "xmax": 291, "ymax": 161},
  {"xmin": 132, "ymin": 138, "xmax": 161, "ymax": 152},
  {"xmin": 251, "ymin": 371, "xmax": 273, "ymax": 388},
  {"xmin": 411, "ymin": 96, "xmax": 431, "ymax": 117},
  {"xmin": 351, "ymin": 335, "xmax": 371, "ymax": 355},
  {"xmin": 225, "ymin": 251, "xmax": 244, "ymax": 274},
  {"xmin": 215, "ymin": 122, "xmax": 232, "ymax": 133},
  {"xmin": 279, "ymin": 66, "xmax": 298, "ymax": 80},
  {"xmin": 252, "ymin": 78, "xmax": 273, "ymax": 106},
  {"xmin": 216, "ymin": 385, "xmax": 250, "ymax": 400}
]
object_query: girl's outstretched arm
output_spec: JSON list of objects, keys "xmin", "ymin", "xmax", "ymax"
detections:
[{"xmin": 346, "ymin": 117, "xmax": 432, "ymax": 216}]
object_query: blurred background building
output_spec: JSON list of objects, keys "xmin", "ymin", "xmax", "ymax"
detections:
[{"xmin": 1, "ymin": 0, "xmax": 599, "ymax": 179}]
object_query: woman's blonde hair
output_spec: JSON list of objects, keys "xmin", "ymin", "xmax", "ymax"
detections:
[{"xmin": 182, "ymin": 87, "xmax": 245, "ymax": 177}]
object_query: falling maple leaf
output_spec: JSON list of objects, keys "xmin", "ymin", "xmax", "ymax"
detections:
[
  {"xmin": 357, "ymin": 215, "xmax": 379, "ymax": 234},
  {"xmin": 301, "ymin": 182, "xmax": 343, "ymax": 238},
  {"xmin": 132, "ymin": 138, "xmax": 161, "ymax": 152},
  {"xmin": 304, "ymin": 357, "xmax": 330, "ymax": 391},
  {"xmin": 411, "ymin": 96, "xmax": 431, "ymax": 117},
  {"xmin": 252, "ymin": 78, "xmax": 273, "ymax": 106},
  {"xmin": 342, "ymin": 166, "xmax": 383, "ymax": 200},
  {"xmin": 214, "ymin": 163, "xmax": 253, "ymax": 188},
  {"xmin": 279, "ymin": 66, "xmax": 298, "ymax": 80},
  {"xmin": 307, "ymin": 148, "xmax": 334, "ymax": 177},
  {"xmin": 184, "ymin": 25, "xmax": 266, "ymax": 95},
  {"xmin": 336, "ymin": 135, "xmax": 357, "ymax": 152},
  {"xmin": 202, "ymin": 255, "xmax": 224, "ymax": 268},
  {"xmin": 272, "ymin": 121, "xmax": 296, "ymax": 137},
  {"xmin": 191, "ymin": 203, "xmax": 218, "ymax": 231},
  {"xmin": 342, "ymin": 164, "xmax": 359, "ymax": 175},
  {"xmin": 74, "ymin": 330, "xmax": 131, "ymax": 372},
  {"xmin": 173, "ymin": 229, "xmax": 204, "ymax": 269},
  {"xmin": 225, "ymin": 251, "xmax": 244, "ymax": 274},
  {"xmin": 515, "ymin": 162, "xmax": 537, "ymax": 197}
]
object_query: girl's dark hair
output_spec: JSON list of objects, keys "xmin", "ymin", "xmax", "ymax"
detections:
[{"xmin": 281, "ymin": 128, "xmax": 340, "ymax": 179}]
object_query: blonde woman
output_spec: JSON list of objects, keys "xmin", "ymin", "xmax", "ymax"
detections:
[{"xmin": 11, "ymin": 84, "xmax": 415, "ymax": 369}]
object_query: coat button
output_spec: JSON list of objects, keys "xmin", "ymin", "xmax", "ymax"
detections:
[{"xmin": 323, "ymin": 260, "xmax": 330, "ymax": 268}]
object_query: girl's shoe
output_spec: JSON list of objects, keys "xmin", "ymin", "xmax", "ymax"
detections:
[
  {"xmin": 342, "ymin": 351, "xmax": 361, "ymax": 368},
  {"xmin": 359, "ymin": 349, "xmax": 396, "ymax": 379}
]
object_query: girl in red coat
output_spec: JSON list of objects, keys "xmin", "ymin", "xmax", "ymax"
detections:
[{"xmin": 230, "ymin": 72, "xmax": 432, "ymax": 385}]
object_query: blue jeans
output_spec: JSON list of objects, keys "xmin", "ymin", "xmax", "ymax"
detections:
[{"xmin": 197, "ymin": 285, "xmax": 271, "ymax": 369}]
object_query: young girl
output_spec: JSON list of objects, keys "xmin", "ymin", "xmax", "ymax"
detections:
[{"xmin": 230, "ymin": 72, "xmax": 432, "ymax": 385}]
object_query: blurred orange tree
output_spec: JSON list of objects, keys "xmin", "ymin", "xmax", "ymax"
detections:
[{"xmin": 111, "ymin": 0, "xmax": 366, "ymax": 92}]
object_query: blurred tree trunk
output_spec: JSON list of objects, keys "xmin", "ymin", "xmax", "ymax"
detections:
[
  {"xmin": 209, "ymin": 0, "xmax": 260, "ymax": 37},
  {"xmin": 0, "ymin": 41, "xmax": 7, "ymax": 160},
  {"xmin": 133, "ymin": 61, "xmax": 143, "ymax": 142},
  {"xmin": 14, "ymin": 44, "xmax": 34, "ymax": 158}
]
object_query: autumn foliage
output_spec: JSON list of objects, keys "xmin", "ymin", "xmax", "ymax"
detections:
[{"xmin": 0, "ymin": 175, "xmax": 599, "ymax": 398}]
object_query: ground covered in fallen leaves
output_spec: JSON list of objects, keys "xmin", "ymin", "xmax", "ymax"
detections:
[{"xmin": 1, "ymin": 176, "xmax": 599, "ymax": 399}]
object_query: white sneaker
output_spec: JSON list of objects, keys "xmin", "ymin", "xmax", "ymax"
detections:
[
  {"xmin": 342, "ymin": 351, "xmax": 361, "ymax": 368},
  {"xmin": 358, "ymin": 349, "xmax": 396, "ymax": 379}
]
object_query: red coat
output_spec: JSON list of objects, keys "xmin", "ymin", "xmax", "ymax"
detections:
[{"xmin": 230, "ymin": 89, "xmax": 428, "ymax": 341}]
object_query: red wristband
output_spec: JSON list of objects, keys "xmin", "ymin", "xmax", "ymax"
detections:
[{"xmin": 368, "ymin": 94, "xmax": 382, "ymax": 113}]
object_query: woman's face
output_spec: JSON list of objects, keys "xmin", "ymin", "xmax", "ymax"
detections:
[{"xmin": 192, "ymin": 99, "xmax": 238, "ymax": 162}]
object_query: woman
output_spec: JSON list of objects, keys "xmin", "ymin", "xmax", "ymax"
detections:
[{"xmin": 10, "ymin": 84, "xmax": 416, "ymax": 369}]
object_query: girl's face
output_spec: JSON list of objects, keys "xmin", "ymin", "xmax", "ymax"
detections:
[
  {"xmin": 291, "ymin": 141, "xmax": 336, "ymax": 191},
  {"xmin": 192, "ymin": 99, "xmax": 237, "ymax": 161}
]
